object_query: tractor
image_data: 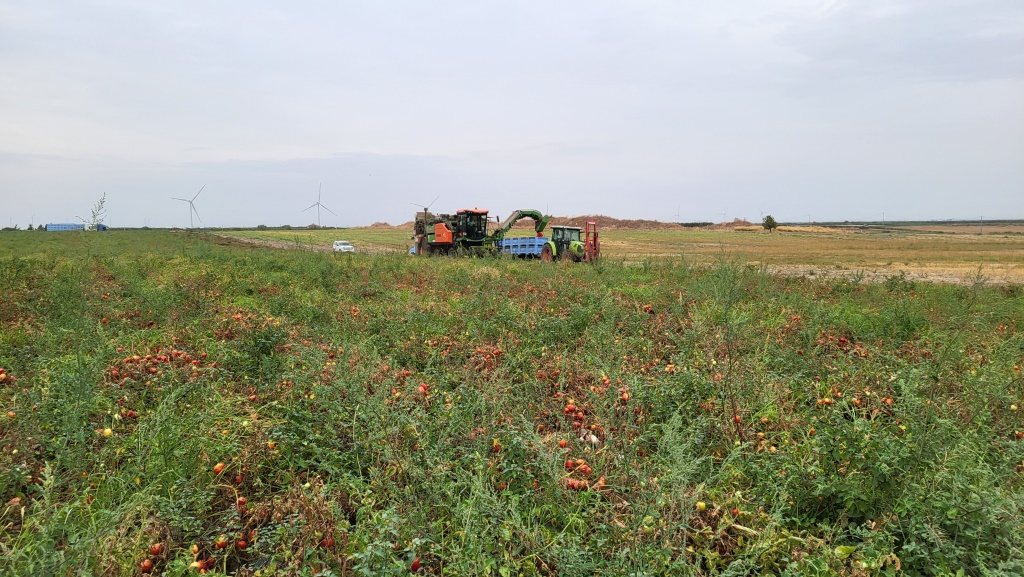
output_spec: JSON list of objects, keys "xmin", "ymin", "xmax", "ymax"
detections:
[{"xmin": 540, "ymin": 221, "xmax": 600, "ymax": 262}]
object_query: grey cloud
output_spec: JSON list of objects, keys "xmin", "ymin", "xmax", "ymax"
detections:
[
  {"xmin": 1, "ymin": 1, "xmax": 1021, "ymax": 226},
  {"xmin": 778, "ymin": 0, "xmax": 1024, "ymax": 84}
]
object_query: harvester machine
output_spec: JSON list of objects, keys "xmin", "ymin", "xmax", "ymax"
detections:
[
  {"xmin": 411, "ymin": 207, "xmax": 549, "ymax": 257},
  {"xmin": 411, "ymin": 207, "xmax": 599, "ymax": 262},
  {"xmin": 492, "ymin": 209, "xmax": 549, "ymax": 241},
  {"xmin": 412, "ymin": 208, "xmax": 491, "ymax": 257}
]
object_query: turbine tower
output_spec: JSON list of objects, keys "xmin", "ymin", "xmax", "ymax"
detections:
[
  {"xmin": 303, "ymin": 182, "xmax": 336, "ymax": 227},
  {"xmin": 172, "ymin": 185, "xmax": 205, "ymax": 228}
]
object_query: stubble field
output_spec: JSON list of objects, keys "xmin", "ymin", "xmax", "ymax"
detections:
[{"xmin": 1, "ymin": 229, "xmax": 1022, "ymax": 576}]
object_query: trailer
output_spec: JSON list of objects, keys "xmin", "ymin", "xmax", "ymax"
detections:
[
  {"xmin": 496, "ymin": 235, "xmax": 549, "ymax": 257},
  {"xmin": 46, "ymin": 223, "xmax": 84, "ymax": 231}
]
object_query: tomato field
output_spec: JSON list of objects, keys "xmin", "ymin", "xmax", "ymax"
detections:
[{"xmin": 1, "ymin": 230, "xmax": 1023, "ymax": 576}]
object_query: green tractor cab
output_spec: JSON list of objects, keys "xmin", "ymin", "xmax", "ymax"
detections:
[
  {"xmin": 542, "ymin": 225, "xmax": 599, "ymax": 262},
  {"xmin": 541, "ymin": 222, "xmax": 600, "ymax": 262}
]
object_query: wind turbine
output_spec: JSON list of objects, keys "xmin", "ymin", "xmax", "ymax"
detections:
[
  {"xmin": 172, "ymin": 185, "xmax": 205, "ymax": 228},
  {"xmin": 303, "ymin": 182, "xmax": 336, "ymax": 228},
  {"xmin": 409, "ymin": 195, "xmax": 440, "ymax": 220}
]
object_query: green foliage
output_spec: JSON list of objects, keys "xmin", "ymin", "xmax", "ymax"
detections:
[{"xmin": 0, "ymin": 231, "xmax": 1021, "ymax": 576}]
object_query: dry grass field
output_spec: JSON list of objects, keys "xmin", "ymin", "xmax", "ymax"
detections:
[{"xmin": 221, "ymin": 224, "xmax": 1024, "ymax": 284}]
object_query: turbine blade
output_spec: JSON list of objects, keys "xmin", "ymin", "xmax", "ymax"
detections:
[
  {"xmin": 172, "ymin": 197, "xmax": 190, "ymax": 202},
  {"xmin": 192, "ymin": 204, "xmax": 203, "ymax": 224},
  {"xmin": 322, "ymin": 205, "xmax": 337, "ymax": 216},
  {"xmin": 302, "ymin": 203, "xmax": 317, "ymax": 212},
  {"xmin": 193, "ymin": 184, "xmax": 206, "ymax": 201}
]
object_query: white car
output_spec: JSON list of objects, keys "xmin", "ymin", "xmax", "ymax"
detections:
[{"xmin": 332, "ymin": 240, "xmax": 355, "ymax": 253}]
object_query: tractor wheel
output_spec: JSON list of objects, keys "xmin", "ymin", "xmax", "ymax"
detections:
[
  {"xmin": 541, "ymin": 245, "xmax": 553, "ymax": 262},
  {"xmin": 447, "ymin": 247, "xmax": 458, "ymax": 258}
]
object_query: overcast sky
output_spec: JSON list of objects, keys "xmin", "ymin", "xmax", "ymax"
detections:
[{"xmin": 2, "ymin": 0, "xmax": 1022, "ymax": 228}]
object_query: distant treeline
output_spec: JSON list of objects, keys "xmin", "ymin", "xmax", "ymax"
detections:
[{"xmin": 678, "ymin": 222, "xmax": 714, "ymax": 228}]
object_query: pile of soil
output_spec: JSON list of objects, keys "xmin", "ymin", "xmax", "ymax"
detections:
[
  {"xmin": 545, "ymin": 215, "xmax": 682, "ymax": 230},
  {"xmin": 386, "ymin": 215, "xmax": 685, "ymax": 231}
]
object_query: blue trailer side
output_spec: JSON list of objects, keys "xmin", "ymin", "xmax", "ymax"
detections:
[
  {"xmin": 496, "ymin": 236, "xmax": 549, "ymax": 257},
  {"xmin": 46, "ymin": 223, "xmax": 85, "ymax": 231},
  {"xmin": 45, "ymin": 223, "xmax": 108, "ymax": 231}
]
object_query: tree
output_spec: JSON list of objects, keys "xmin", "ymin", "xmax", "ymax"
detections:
[
  {"xmin": 79, "ymin": 192, "xmax": 108, "ymax": 229},
  {"xmin": 762, "ymin": 215, "xmax": 778, "ymax": 233}
]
